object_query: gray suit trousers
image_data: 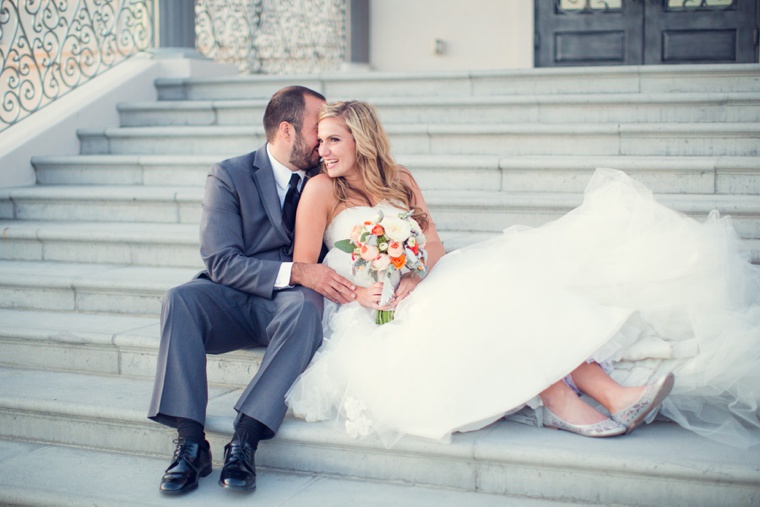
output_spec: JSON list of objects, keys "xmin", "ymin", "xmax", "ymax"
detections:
[{"xmin": 148, "ymin": 277, "xmax": 324, "ymax": 436}]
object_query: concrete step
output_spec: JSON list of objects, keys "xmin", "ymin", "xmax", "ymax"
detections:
[
  {"xmin": 77, "ymin": 126, "xmax": 266, "ymax": 156},
  {"xmin": 0, "ymin": 308, "xmax": 261, "ymax": 386},
  {"xmin": 32, "ymin": 154, "xmax": 219, "ymax": 187},
  {"xmin": 154, "ymin": 64, "xmax": 760, "ymax": 101},
  {"xmin": 76, "ymin": 123, "xmax": 760, "ymax": 157},
  {"xmin": 31, "ymin": 154, "xmax": 760, "ymax": 194},
  {"xmin": 0, "ymin": 221, "xmax": 203, "ymax": 267},
  {"xmin": 0, "ymin": 260, "xmax": 195, "ymax": 316},
  {"xmin": 0, "ymin": 439, "xmax": 544, "ymax": 507},
  {"xmin": 118, "ymin": 93, "xmax": 760, "ymax": 127},
  {"xmin": 0, "ymin": 219, "xmax": 488, "ymax": 267},
  {"xmin": 6, "ymin": 63, "xmax": 759, "ymax": 507},
  {"xmin": 494, "ymin": 155, "xmax": 760, "ymax": 195},
  {"xmin": 0, "ymin": 366, "xmax": 757, "ymax": 506},
  {"xmin": 0, "ymin": 185, "xmax": 203, "ymax": 224},
  {"xmin": 3, "ymin": 185, "xmax": 760, "ymax": 239}
]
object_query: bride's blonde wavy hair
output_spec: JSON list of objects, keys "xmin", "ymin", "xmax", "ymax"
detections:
[{"xmin": 319, "ymin": 100, "xmax": 429, "ymax": 231}]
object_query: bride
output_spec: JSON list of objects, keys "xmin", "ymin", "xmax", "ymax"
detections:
[{"xmin": 285, "ymin": 101, "xmax": 760, "ymax": 449}]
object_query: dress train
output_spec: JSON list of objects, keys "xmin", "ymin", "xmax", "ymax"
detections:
[{"xmin": 286, "ymin": 169, "xmax": 760, "ymax": 449}]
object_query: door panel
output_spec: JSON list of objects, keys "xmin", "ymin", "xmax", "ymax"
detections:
[
  {"xmin": 644, "ymin": 0, "xmax": 759, "ymax": 64},
  {"xmin": 661, "ymin": 29, "xmax": 736, "ymax": 62},
  {"xmin": 535, "ymin": 0, "xmax": 643, "ymax": 66},
  {"xmin": 555, "ymin": 31, "xmax": 627, "ymax": 64},
  {"xmin": 535, "ymin": 0, "xmax": 759, "ymax": 66}
]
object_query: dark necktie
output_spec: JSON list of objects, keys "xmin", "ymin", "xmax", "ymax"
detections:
[{"xmin": 282, "ymin": 172, "xmax": 301, "ymax": 233}]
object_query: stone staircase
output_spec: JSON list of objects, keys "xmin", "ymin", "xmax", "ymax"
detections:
[{"xmin": 0, "ymin": 64, "xmax": 759, "ymax": 506}]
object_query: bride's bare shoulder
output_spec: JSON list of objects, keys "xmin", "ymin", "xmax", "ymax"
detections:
[
  {"xmin": 305, "ymin": 173, "xmax": 332, "ymax": 190},
  {"xmin": 299, "ymin": 173, "xmax": 336, "ymax": 217},
  {"xmin": 302, "ymin": 173, "xmax": 335, "ymax": 201}
]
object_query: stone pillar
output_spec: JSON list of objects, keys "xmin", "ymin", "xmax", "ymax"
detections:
[
  {"xmin": 345, "ymin": 0, "xmax": 370, "ymax": 70},
  {"xmin": 157, "ymin": 0, "xmax": 196, "ymax": 48}
]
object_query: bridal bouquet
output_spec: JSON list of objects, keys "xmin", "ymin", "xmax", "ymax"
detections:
[{"xmin": 335, "ymin": 209, "xmax": 428, "ymax": 324}]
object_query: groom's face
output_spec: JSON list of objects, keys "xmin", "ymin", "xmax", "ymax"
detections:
[{"xmin": 289, "ymin": 94, "xmax": 324, "ymax": 170}]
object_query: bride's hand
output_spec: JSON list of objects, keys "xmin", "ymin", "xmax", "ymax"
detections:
[
  {"xmin": 356, "ymin": 282, "xmax": 393, "ymax": 310},
  {"xmin": 392, "ymin": 273, "xmax": 422, "ymax": 306}
]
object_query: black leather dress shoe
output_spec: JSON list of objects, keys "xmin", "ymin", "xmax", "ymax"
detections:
[
  {"xmin": 218, "ymin": 437, "xmax": 256, "ymax": 491},
  {"xmin": 159, "ymin": 438, "xmax": 212, "ymax": 495}
]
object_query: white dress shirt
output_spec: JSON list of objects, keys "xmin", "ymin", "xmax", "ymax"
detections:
[{"xmin": 267, "ymin": 144, "xmax": 306, "ymax": 289}]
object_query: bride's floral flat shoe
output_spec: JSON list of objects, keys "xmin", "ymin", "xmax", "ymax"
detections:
[
  {"xmin": 611, "ymin": 372, "xmax": 675, "ymax": 435},
  {"xmin": 543, "ymin": 407, "xmax": 626, "ymax": 438}
]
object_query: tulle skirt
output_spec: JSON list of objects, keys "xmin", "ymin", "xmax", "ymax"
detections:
[{"xmin": 286, "ymin": 169, "xmax": 760, "ymax": 449}]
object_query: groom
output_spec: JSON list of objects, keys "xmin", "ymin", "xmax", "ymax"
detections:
[{"xmin": 148, "ymin": 85, "xmax": 356, "ymax": 495}]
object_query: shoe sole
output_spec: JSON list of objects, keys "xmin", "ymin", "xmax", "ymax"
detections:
[
  {"xmin": 624, "ymin": 373, "xmax": 675, "ymax": 435},
  {"xmin": 545, "ymin": 424, "xmax": 626, "ymax": 438},
  {"xmin": 160, "ymin": 484, "xmax": 197, "ymax": 495},
  {"xmin": 543, "ymin": 408, "xmax": 626, "ymax": 438},
  {"xmin": 218, "ymin": 481, "xmax": 257, "ymax": 492}
]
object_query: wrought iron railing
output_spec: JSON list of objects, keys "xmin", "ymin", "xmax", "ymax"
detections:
[
  {"xmin": 0, "ymin": 0, "xmax": 349, "ymax": 132},
  {"xmin": 195, "ymin": 0, "xmax": 347, "ymax": 74},
  {"xmin": 0, "ymin": 0, "xmax": 154, "ymax": 133}
]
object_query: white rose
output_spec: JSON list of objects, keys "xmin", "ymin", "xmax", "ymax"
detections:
[{"xmin": 381, "ymin": 216, "xmax": 412, "ymax": 243}]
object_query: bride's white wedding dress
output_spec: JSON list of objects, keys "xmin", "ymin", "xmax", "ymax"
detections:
[{"xmin": 285, "ymin": 169, "xmax": 760, "ymax": 449}]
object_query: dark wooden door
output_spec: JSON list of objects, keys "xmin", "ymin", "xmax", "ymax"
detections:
[
  {"xmin": 535, "ymin": 0, "xmax": 759, "ymax": 67},
  {"xmin": 644, "ymin": 1, "xmax": 759, "ymax": 64}
]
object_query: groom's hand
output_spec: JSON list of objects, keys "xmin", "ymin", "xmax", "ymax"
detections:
[{"xmin": 291, "ymin": 262, "xmax": 357, "ymax": 304}]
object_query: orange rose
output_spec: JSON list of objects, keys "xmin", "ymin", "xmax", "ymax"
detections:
[
  {"xmin": 372, "ymin": 224, "xmax": 385, "ymax": 236},
  {"xmin": 391, "ymin": 254, "xmax": 406, "ymax": 269}
]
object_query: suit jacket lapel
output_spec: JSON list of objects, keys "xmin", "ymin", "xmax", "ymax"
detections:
[{"xmin": 251, "ymin": 146, "xmax": 291, "ymax": 241}]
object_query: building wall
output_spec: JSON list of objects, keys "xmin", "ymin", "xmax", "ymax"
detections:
[{"xmin": 369, "ymin": 0, "xmax": 533, "ymax": 72}]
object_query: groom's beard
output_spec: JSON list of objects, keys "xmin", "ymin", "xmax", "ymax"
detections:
[{"xmin": 289, "ymin": 131, "xmax": 320, "ymax": 170}]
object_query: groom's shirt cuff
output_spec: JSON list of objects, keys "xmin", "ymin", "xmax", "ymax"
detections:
[{"xmin": 275, "ymin": 262, "xmax": 294, "ymax": 289}]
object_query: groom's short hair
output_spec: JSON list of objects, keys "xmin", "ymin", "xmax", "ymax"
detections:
[{"xmin": 264, "ymin": 85, "xmax": 326, "ymax": 142}]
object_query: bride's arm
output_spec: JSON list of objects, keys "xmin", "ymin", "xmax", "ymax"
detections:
[
  {"xmin": 393, "ymin": 168, "xmax": 446, "ymax": 302},
  {"xmin": 294, "ymin": 174, "xmax": 331, "ymax": 264},
  {"xmin": 292, "ymin": 174, "xmax": 386, "ymax": 310},
  {"xmin": 291, "ymin": 174, "xmax": 357, "ymax": 303}
]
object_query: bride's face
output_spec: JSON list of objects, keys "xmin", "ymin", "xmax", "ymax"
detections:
[{"xmin": 318, "ymin": 117, "xmax": 359, "ymax": 182}]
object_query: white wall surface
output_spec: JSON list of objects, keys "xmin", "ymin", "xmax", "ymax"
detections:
[{"xmin": 369, "ymin": 0, "xmax": 533, "ymax": 72}]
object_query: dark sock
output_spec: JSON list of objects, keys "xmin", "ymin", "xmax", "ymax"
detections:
[
  {"xmin": 176, "ymin": 417, "xmax": 206, "ymax": 445},
  {"xmin": 234, "ymin": 415, "xmax": 269, "ymax": 450}
]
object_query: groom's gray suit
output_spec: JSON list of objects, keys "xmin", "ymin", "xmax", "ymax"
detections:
[{"xmin": 148, "ymin": 145, "xmax": 324, "ymax": 437}]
